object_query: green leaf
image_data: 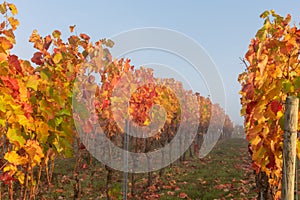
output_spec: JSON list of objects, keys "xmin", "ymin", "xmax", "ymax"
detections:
[
  {"xmin": 58, "ymin": 109, "xmax": 71, "ymax": 116},
  {"xmin": 288, "ymin": 71, "xmax": 298, "ymax": 79},
  {"xmin": 55, "ymin": 117, "xmax": 63, "ymax": 126},
  {"xmin": 282, "ymin": 80, "xmax": 293, "ymax": 93},
  {"xmin": 60, "ymin": 137, "xmax": 74, "ymax": 158},
  {"xmin": 52, "ymin": 138, "xmax": 63, "ymax": 154},
  {"xmin": 294, "ymin": 77, "xmax": 300, "ymax": 90},
  {"xmin": 82, "ymin": 50, "xmax": 88, "ymax": 58},
  {"xmin": 256, "ymin": 27, "xmax": 267, "ymax": 40},
  {"xmin": 279, "ymin": 116, "xmax": 284, "ymax": 130},
  {"xmin": 40, "ymin": 68, "xmax": 50, "ymax": 81}
]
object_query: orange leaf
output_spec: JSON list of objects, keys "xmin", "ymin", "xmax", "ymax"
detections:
[
  {"xmin": 69, "ymin": 25, "xmax": 76, "ymax": 33},
  {"xmin": 7, "ymin": 17, "xmax": 19, "ymax": 30},
  {"xmin": 0, "ymin": 37, "xmax": 13, "ymax": 51},
  {"xmin": 80, "ymin": 33, "xmax": 90, "ymax": 41}
]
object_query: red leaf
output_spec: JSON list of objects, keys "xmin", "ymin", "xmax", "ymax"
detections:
[
  {"xmin": 31, "ymin": 52, "xmax": 43, "ymax": 65},
  {"xmin": 102, "ymin": 99, "xmax": 109, "ymax": 109},
  {"xmin": 1, "ymin": 76, "xmax": 19, "ymax": 98},
  {"xmin": 0, "ymin": 172, "xmax": 17, "ymax": 186},
  {"xmin": 242, "ymin": 83, "xmax": 255, "ymax": 100},
  {"xmin": 179, "ymin": 192, "xmax": 188, "ymax": 199},
  {"xmin": 270, "ymin": 100, "xmax": 282, "ymax": 114},
  {"xmin": 266, "ymin": 154, "xmax": 276, "ymax": 169},
  {"xmin": 43, "ymin": 35, "xmax": 52, "ymax": 50},
  {"xmin": 22, "ymin": 102, "xmax": 33, "ymax": 118},
  {"xmin": 8, "ymin": 55, "xmax": 23, "ymax": 75},
  {"xmin": 246, "ymin": 101, "xmax": 257, "ymax": 115}
]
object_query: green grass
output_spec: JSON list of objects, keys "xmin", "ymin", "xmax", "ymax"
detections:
[
  {"xmin": 1, "ymin": 138, "xmax": 259, "ymax": 199},
  {"xmin": 158, "ymin": 138, "xmax": 257, "ymax": 200}
]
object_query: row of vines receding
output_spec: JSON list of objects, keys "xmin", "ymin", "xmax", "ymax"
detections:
[{"xmin": 0, "ymin": 2, "xmax": 233, "ymax": 200}]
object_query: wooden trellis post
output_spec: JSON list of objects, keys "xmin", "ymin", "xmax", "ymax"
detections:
[{"xmin": 282, "ymin": 96, "xmax": 299, "ymax": 200}]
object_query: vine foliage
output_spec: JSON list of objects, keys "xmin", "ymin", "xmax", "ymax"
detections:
[{"xmin": 239, "ymin": 10, "xmax": 300, "ymax": 199}]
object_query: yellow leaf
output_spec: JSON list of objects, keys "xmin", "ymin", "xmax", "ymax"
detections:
[
  {"xmin": 35, "ymin": 120, "xmax": 49, "ymax": 144},
  {"xmin": 7, "ymin": 17, "xmax": 19, "ymax": 30},
  {"xmin": 143, "ymin": 117, "xmax": 151, "ymax": 126},
  {"xmin": 3, "ymin": 164, "xmax": 17, "ymax": 174},
  {"xmin": 252, "ymin": 145, "xmax": 266, "ymax": 164},
  {"xmin": 17, "ymin": 115, "xmax": 31, "ymax": 127},
  {"xmin": 261, "ymin": 126, "xmax": 270, "ymax": 139},
  {"xmin": 251, "ymin": 135, "xmax": 261, "ymax": 146},
  {"xmin": 7, "ymin": 128, "xmax": 25, "ymax": 147},
  {"xmin": 247, "ymin": 124, "xmax": 264, "ymax": 140},
  {"xmin": 29, "ymin": 29, "xmax": 41, "ymax": 43},
  {"xmin": 7, "ymin": 3, "xmax": 17, "ymax": 15},
  {"xmin": 16, "ymin": 171, "xmax": 24, "ymax": 185},
  {"xmin": 252, "ymin": 103, "xmax": 265, "ymax": 123},
  {"xmin": 0, "ymin": 3, "xmax": 7, "ymax": 14},
  {"xmin": 258, "ymin": 54, "xmax": 268, "ymax": 76},
  {"xmin": 4, "ymin": 151, "xmax": 28, "ymax": 165},
  {"xmin": 53, "ymin": 52, "xmax": 62, "ymax": 64},
  {"xmin": 24, "ymin": 140, "xmax": 44, "ymax": 166},
  {"xmin": 276, "ymin": 110, "xmax": 284, "ymax": 119},
  {"xmin": 26, "ymin": 75, "xmax": 39, "ymax": 91}
]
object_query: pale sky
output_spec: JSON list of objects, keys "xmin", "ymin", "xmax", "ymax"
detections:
[{"xmin": 10, "ymin": 1, "xmax": 300, "ymax": 125}]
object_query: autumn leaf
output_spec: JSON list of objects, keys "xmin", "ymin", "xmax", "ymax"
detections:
[
  {"xmin": 1, "ymin": 76, "xmax": 20, "ymax": 97},
  {"xmin": 0, "ymin": 172, "xmax": 17, "ymax": 186},
  {"xmin": 24, "ymin": 140, "xmax": 44, "ymax": 166},
  {"xmin": 29, "ymin": 29, "xmax": 41, "ymax": 43},
  {"xmin": 35, "ymin": 120, "xmax": 49, "ymax": 144},
  {"xmin": 7, "ymin": 17, "xmax": 19, "ymax": 30},
  {"xmin": 7, "ymin": 3, "xmax": 18, "ymax": 15},
  {"xmin": 179, "ymin": 192, "xmax": 188, "ymax": 199},
  {"xmin": 7, "ymin": 55, "xmax": 22, "ymax": 75},
  {"xmin": 26, "ymin": 75, "xmax": 39, "ymax": 91},
  {"xmin": 52, "ymin": 30, "xmax": 61, "ymax": 39},
  {"xmin": 0, "ymin": 3, "xmax": 7, "ymax": 15},
  {"xmin": 0, "ymin": 37, "xmax": 13, "ymax": 51},
  {"xmin": 43, "ymin": 35, "xmax": 52, "ymax": 50},
  {"xmin": 269, "ymin": 100, "xmax": 283, "ymax": 114},
  {"xmin": 53, "ymin": 52, "xmax": 62, "ymax": 64},
  {"xmin": 69, "ymin": 25, "xmax": 76, "ymax": 33},
  {"xmin": 80, "ymin": 33, "xmax": 90, "ymax": 41},
  {"xmin": 6, "ymin": 128, "xmax": 25, "ymax": 147},
  {"xmin": 4, "ymin": 151, "xmax": 28, "ymax": 166},
  {"xmin": 31, "ymin": 52, "xmax": 43, "ymax": 65}
]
